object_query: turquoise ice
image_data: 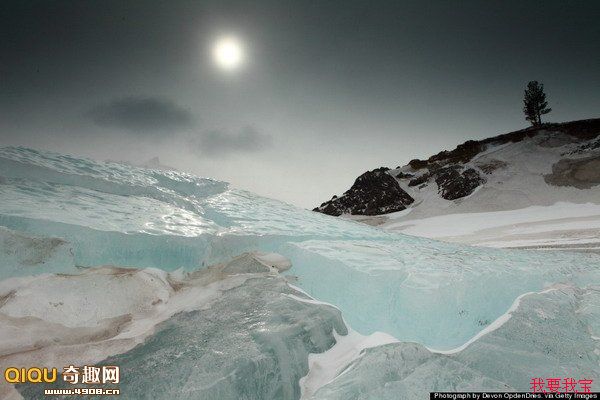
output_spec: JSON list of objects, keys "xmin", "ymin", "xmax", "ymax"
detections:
[{"xmin": 1, "ymin": 147, "xmax": 599, "ymax": 399}]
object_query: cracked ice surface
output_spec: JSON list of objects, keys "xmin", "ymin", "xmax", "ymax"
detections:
[
  {"xmin": 1, "ymin": 147, "xmax": 600, "ymax": 399},
  {"xmin": 7, "ymin": 254, "xmax": 345, "ymax": 400},
  {"xmin": 1, "ymin": 147, "xmax": 599, "ymax": 347},
  {"xmin": 311, "ymin": 284, "xmax": 600, "ymax": 399}
]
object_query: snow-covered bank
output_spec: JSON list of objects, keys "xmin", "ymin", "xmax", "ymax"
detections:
[{"xmin": 380, "ymin": 202, "xmax": 600, "ymax": 250}]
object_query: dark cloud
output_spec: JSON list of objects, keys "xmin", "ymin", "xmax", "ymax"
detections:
[
  {"xmin": 89, "ymin": 97, "xmax": 193, "ymax": 134},
  {"xmin": 196, "ymin": 126, "xmax": 272, "ymax": 156}
]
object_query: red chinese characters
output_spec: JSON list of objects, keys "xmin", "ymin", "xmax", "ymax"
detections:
[{"xmin": 529, "ymin": 377, "xmax": 593, "ymax": 393}]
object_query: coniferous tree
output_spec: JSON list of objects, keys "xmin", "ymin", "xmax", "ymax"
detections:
[{"xmin": 523, "ymin": 81, "xmax": 551, "ymax": 126}]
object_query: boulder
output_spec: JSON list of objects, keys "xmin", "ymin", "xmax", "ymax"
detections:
[{"xmin": 314, "ymin": 168, "xmax": 414, "ymax": 216}]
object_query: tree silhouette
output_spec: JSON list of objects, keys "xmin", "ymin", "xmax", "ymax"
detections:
[{"xmin": 523, "ymin": 81, "xmax": 551, "ymax": 126}]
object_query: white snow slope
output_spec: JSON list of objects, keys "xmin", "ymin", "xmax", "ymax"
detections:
[{"xmin": 353, "ymin": 127, "xmax": 600, "ymax": 251}]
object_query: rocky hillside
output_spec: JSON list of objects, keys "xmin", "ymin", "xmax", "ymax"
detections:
[{"xmin": 314, "ymin": 119, "xmax": 600, "ymax": 251}]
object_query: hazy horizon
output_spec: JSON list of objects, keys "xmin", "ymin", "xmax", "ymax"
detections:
[{"xmin": 2, "ymin": 0, "xmax": 599, "ymax": 208}]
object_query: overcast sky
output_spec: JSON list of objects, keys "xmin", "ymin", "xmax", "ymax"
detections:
[{"xmin": 1, "ymin": 0, "xmax": 599, "ymax": 208}]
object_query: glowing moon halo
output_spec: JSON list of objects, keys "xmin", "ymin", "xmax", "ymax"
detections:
[{"xmin": 212, "ymin": 36, "xmax": 244, "ymax": 70}]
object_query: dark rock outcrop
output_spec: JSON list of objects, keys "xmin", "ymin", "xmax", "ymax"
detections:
[
  {"xmin": 396, "ymin": 172, "xmax": 414, "ymax": 179},
  {"xmin": 314, "ymin": 168, "xmax": 414, "ymax": 216},
  {"xmin": 434, "ymin": 167, "xmax": 486, "ymax": 200},
  {"xmin": 408, "ymin": 159, "xmax": 429, "ymax": 170},
  {"xmin": 408, "ymin": 174, "xmax": 430, "ymax": 187}
]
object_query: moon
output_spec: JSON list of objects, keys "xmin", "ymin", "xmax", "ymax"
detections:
[{"xmin": 212, "ymin": 36, "xmax": 244, "ymax": 71}]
